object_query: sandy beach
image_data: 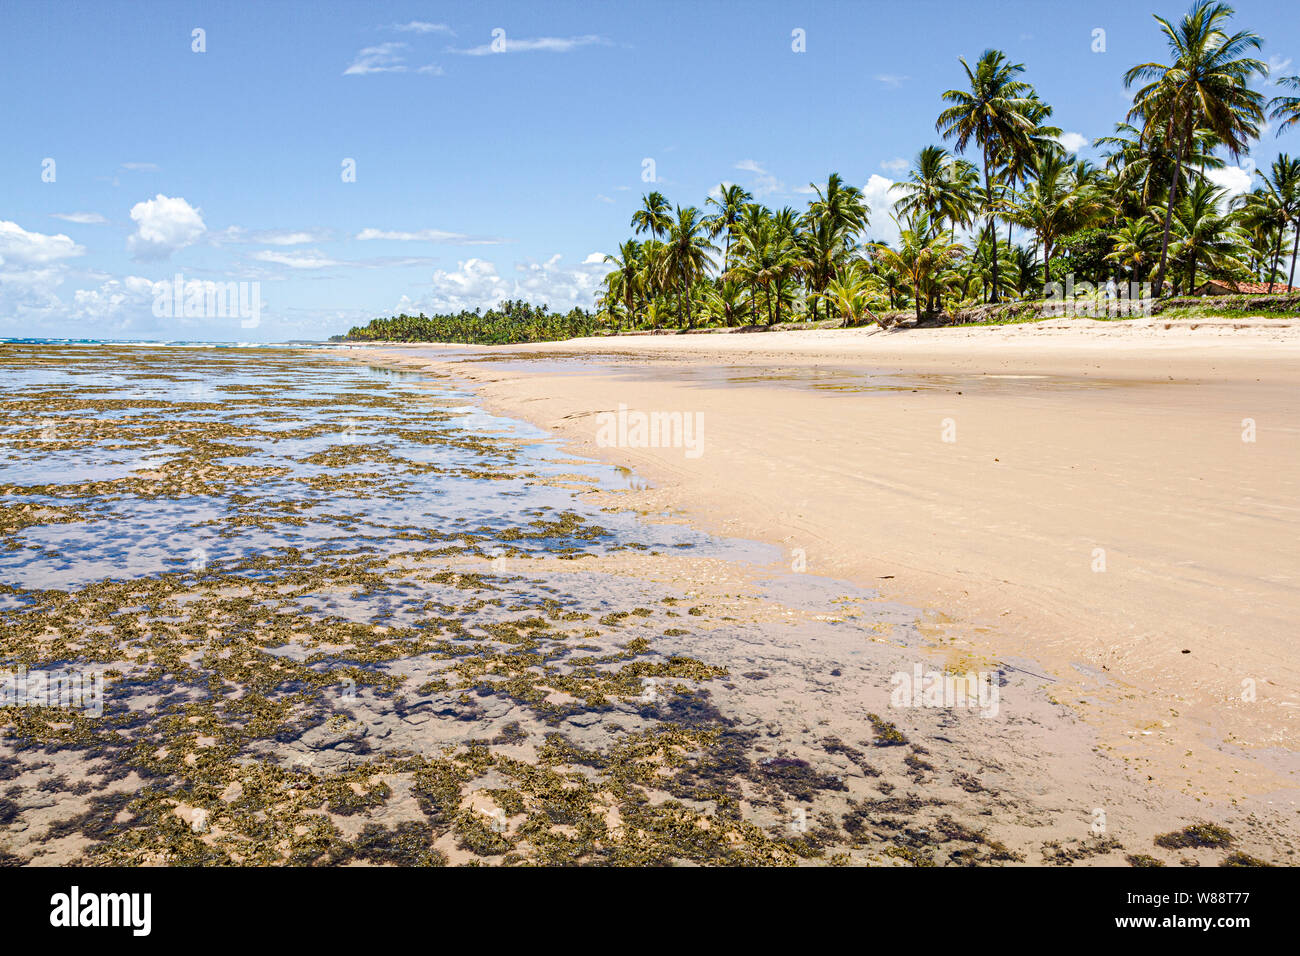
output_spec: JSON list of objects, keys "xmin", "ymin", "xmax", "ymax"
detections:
[
  {"xmin": 2, "ymin": 329, "xmax": 1297, "ymax": 867},
  {"xmin": 348, "ymin": 319, "xmax": 1300, "ymax": 849}
]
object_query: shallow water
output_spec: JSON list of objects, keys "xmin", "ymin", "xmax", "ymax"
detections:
[
  {"xmin": 364, "ymin": 344, "xmax": 1175, "ymax": 396},
  {"xmin": 0, "ymin": 347, "xmax": 753, "ymax": 589},
  {"xmin": 0, "ymin": 344, "xmax": 1048, "ymax": 867}
]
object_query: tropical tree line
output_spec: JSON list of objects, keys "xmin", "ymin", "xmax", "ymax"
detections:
[
  {"xmin": 594, "ymin": 0, "xmax": 1300, "ymax": 331},
  {"xmin": 339, "ymin": 299, "xmax": 599, "ymax": 345}
]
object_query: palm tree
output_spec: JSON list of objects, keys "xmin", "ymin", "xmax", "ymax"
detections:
[
  {"xmin": 1096, "ymin": 122, "xmax": 1224, "ymax": 215},
  {"xmin": 937, "ymin": 49, "xmax": 1038, "ymax": 303},
  {"xmin": 1007, "ymin": 150, "xmax": 1105, "ymax": 283},
  {"xmin": 892, "ymin": 146, "xmax": 980, "ymax": 239},
  {"xmin": 965, "ymin": 228, "xmax": 1017, "ymax": 303},
  {"xmin": 996, "ymin": 93, "xmax": 1062, "ymax": 258},
  {"xmin": 1255, "ymin": 154, "xmax": 1300, "ymax": 289},
  {"xmin": 771, "ymin": 206, "xmax": 801, "ymax": 238},
  {"xmin": 1234, "ymin": 188, "xmax": 1287, "ymax": 285},
  {"xmin": 1106, "ymin": 216, "xmax": 1163, "ymax": 281},
  {"xmin": 798, "ymin": 175, "xmax": 867, "ymax": 319},
  {"xmin": 1234, "ymin": 194, "xmax": 1276, "ymax": 281},
  {"xmin": 631, "ymin": 191, "xmax": 672, "ymax": 241},
  {"xmin": 1124, "ymin": 0, "xmax": 1266, "ymax": 296},
  {"xmin": 699, "ymin": 278, "xmax": 750, "ymax": 328},
  {"xmin": 660, "ymin": 206, "xmax": 717, "ymax": 328},
  {"xmin": 1166, "ymin": 179, "xmax": 1249, "ymax": 292},
  {"xmin": 728, "ymin": 216, "xmax": 802, "ymax": 325},
  {"xmin": 1007, "ymin": 244, "xmax": 1040, "ymax": 297},
  {"xmin": 603, "ymin": 240, "xmax": 643, "ymax": 321},
  {"xmin": 798, "ymin": 217, "xmax": 843, "ymax": 321},
  {"xmin": 635, "ymin": 239, "xmax": 668, "ymax": 306},
  {"xmin": 873, "ymin": 213, "xmax": 967, "ymax": 324},
  {"xmin": 703, "ymin": 184, "xmax": 753, "ymax": 275},
  {"xmin": 807, "ymin": 173, "xmax": 869, "ymax": 239},
  {"xmin": 1269, "ymin": 75, "xmax": 1300, "ymax": 135},
  {"xmin": 816, "ymin": 271, "xmax": 885, "ymax": 328}
]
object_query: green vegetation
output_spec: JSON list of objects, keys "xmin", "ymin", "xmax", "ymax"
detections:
[
  {"xmin": 337, "ymin": 299, "xmax": 604, "ymax": 345},
  {"xmin": 1154, "ymin": 821, "xmax": 1235, "ymax": 849},
  {"xmin": 584, "ymin": 1, "xmax": 1300, "ymax": 333},
  {"xmin": 588, "ymin": 2, "xmax": 1299, "ymax": 332},
  {"xmin": 334, "ymin": 2, "xmax": 1300, "ymax": 344}
]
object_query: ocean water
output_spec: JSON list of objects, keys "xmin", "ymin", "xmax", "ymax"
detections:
[{"xmin": 0, "ymin": 345, "xmax": 744, "ymax": 589}]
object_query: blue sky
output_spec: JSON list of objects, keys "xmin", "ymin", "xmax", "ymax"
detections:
[{"xmin": 3, "ymin": 0, "xmax": 1298, "ymax": 341}]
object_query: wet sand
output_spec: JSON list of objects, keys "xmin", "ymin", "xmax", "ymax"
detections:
[
  {"xmin": 348, "ymin": 320, "xmax": 1300, "ymax": 855},
  {"xmin": 1, "ymin": 338, "xmax": 1295, "ymax": 866}
]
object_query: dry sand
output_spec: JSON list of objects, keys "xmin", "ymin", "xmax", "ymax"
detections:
[{"xmin": 345, "ymin": 317, "xmax": 1300, "ymax": 841}]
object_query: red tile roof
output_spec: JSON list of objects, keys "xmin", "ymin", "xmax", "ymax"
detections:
[{"xmin": 1200, "ymin": 280, "xmax": 1297, "ymax": 294}]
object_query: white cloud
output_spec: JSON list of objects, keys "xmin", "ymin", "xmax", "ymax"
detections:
[
  {"xmin": 213, "ymin": 227, "xmax": 330, "ymax": 246},
  {"xmin": 56, "ymin": 274, "xmax": 270, "ymax": 338},
  {"xmin": 880, "ymin": 157, "xmax": 909, "ymax": 173},
  {"xmin": 733, "ymin": 160, "xmax": 784, "ymax": 198},
  {"xmin": 355, "ymin": 227, "xmax": 507, "ymax": 244},
  {"xmin": 1053, "ymin": 131, "xmax": 1089, "ymax": 153},
  {"xmin": 1208, "ymin": 164, "xmax": 1255, "ymax": 196},
  {"xmin": 345, "ymin": 43, "xmax": 407, "ymax": 75},
  {"xmin": 0, "ymin": 267, "xmax": 66, "ymax": 292},
  {"xmin": 51, "ymin": 212, "xmax": 108, "ymax": 225},
  {"xmin": 875, "ymin": 74, "xmax": 908, "ymax": 89},
  {"xmin": 1207, "ymin": 164, "xmax": 1255, "ymax": 205},
  {"xmin": 248, "ymin": 249, "xmax": 439, "ymax": 272},
  {"xmin": 595, "ymin": 194, "xmax": 614, "ymax": 204},
  {"xmin": 397, "ymin": 255, "xmax": 613, "ymax": 314},
  {"xmin": 394, "ymin": 21, "xmax": 453, "ymax": 35},
  {"xmin": 71, "ymin": 276, "xmax": 159, "ymax": 322},
  {"xmin": 250, "ymin": 249, "xmax": 342, "ymax": 269},
  {"xmin": 343, "ymin": 42, "xmax": 439, "ymax": 76},
  {"xmin": 127, "ymin": 195, "xmax": 206, "ymax": 261},
  {"xmin": 861, "ymin": 174, "xmax": 901, "ymax": 247},
  {"xmin": 0, "ymin": 266, "xmax": 67, "ymax": 325},
  {"xmin": 0, "ymin": 220, "xmax": 85, "ymax": 266},
  {"xmin": 410, "ymin": 258, "xmax": 510, "ymax": 311},
  {"xmin": 450, "ymin": 35, "xmax": 609, "ymax": 56},
  {"xmin": 1268, "ymin": 55, "xmax": 1294, "ymax": 85},
  {"xmin": 0, "ymin": 221, "xmax": 86, "ymax": 329},
  {"xmin": 121, "ymin": 162, "xmax": 160, "ymax": 172}
]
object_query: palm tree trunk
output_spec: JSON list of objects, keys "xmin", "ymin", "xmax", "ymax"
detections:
[
  {"xmin": 1288, "ymin": 225, "xmax": 1299, "ymax": 291},
  {"xmin": 1153, "ymin": 123, "xmax": 1193, "ymax": 298},
  {"xmin": 1269, "ymin": 231, "xmax": 1284, "ymax": 294},
  {"xmin": 984, "ymin": 142, "xmax": 1000, "ymax": 304}
]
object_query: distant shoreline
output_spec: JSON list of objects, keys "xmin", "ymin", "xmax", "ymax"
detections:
[{"xmin": 336, "ymin": 310, "xmax": 1300, "ymax": 351}]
